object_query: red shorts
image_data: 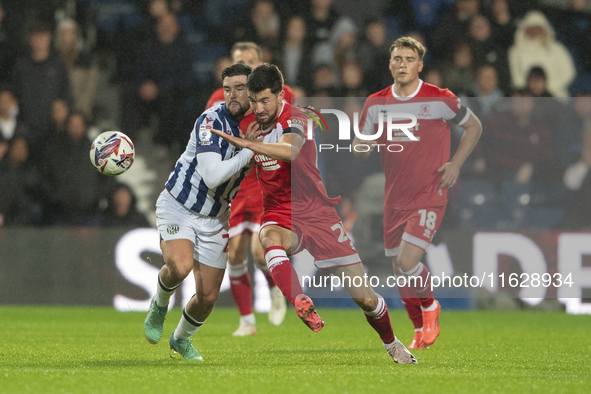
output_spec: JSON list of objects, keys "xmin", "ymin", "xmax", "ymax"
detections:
[
  {"xmin": 383, "ymin": 205, "xmax": 446, "ymax": 257},
  {"xmin": 261, "ymin": 204, "xmax": 360, "ymax": 269},
  {"xmin": 229, "ymin": 172, "xmax": 263, "ymax": 238}
]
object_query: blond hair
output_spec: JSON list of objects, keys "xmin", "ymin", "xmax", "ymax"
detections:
[{"xmin": 389, "ymin": 36, "xmax": 426, "ymax": 61}]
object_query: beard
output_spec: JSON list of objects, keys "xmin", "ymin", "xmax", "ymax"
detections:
[
  {"xmin": 227, "ymin": 100, "xmax": 249, "ymax": 119},
  {"xmin": 254, "ymin": 108, "xmax": 278, "ymax": 129}
]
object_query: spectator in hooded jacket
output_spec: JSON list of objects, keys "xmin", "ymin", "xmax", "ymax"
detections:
[{"xmin": 508, "ymin": 10, "xmax": 576, "ymax": 97}]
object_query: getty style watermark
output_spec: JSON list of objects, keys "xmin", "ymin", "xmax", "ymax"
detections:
[{"xmin": 302, "ymin": 107, "xmax": 419, "ymax": 153}]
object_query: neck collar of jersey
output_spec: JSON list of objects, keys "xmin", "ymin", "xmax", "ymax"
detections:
[
  {"xmin": 221, "ymin": 103, "xmax": 240, "ymax": 128},
  {"xmin": 391, "ymin": 79, "xmax": 423, "ymax": 100}
]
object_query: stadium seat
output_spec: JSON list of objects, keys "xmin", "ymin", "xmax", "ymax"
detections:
[
  {"xmin": 456, "ymin": 179, "xmax": 498, "ymax": 207},
  {"xmin": 87, "ymin": 0, "xmax": 144, "ymax": 34},
  {"xmin": 501, "ymin": 181, "xmax": 534, "ymax": 209},
  {"xmin": 453, "ymin": 180, "xmax": 501, "ymax": 230},
  {"xmin": 523, "ymin": 207, "xmax": 566, "ymax": 229}
]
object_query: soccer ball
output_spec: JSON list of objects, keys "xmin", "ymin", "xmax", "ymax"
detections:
[{"xmin": 89, "ymin": 131, "xmax": 135, "ymax": 176}]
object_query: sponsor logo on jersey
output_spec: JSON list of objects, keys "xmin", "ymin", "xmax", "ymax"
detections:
[{"xmin": 254, "ymin": 153, "xmax": 281, "ymax": 171}]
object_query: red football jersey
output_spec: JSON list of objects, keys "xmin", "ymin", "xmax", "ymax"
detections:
[
  {"xmin": 240, "ymin": 103, "xmax": 340, "ymax": 217},
  {"xmin": 206, "ymin": 85, "xmax": 295, "ymax": 226},
  {"xmin": 205, "ymin": 85, "xmax": 296, "ymax": 109},
  {"xmin": 359, "ymin": 80, "xmax": 470, "ymax": 210}
]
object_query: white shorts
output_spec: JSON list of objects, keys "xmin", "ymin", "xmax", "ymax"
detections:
[{"xmin": 156, "ymin": 190, "xmax": 231, "ymax": 269}]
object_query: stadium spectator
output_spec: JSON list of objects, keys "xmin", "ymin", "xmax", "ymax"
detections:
[
  {"xmin": 0, "ymin": 88, "xmax": 29, "ymax": 148},
  {"xmin": 431, "ymin": 0, "xmax": 482, "ymax": 61},
  {"xmin": 279, "ymin": 16, "xmax": 313, "ymax": 91},
  {"xmin": 508, "ymin": 10, "xmax": 576, "ymax": 98},
  {"xmin": 557, "ymin": 111, "xmax": 591, "ymax": 230},
  {"xmin": 353, "ymin": 36, "xmax": 482, "ymax": 350},
  {"xmin": 49, "ymin": 99, "xmax": 70, "ymax": 141},
  {"xmin": 100, "ymin": 184, "xmax": 150, "ymax": 228},
  {"xmin": 143, "ymin": 64, "xmax": 256, "ymax": 360},
  {"xmin": 481, "ymin": 92, "xmax": 560, "ymax": 186},
  {"xmin": 560, "ymin": 94, "xmax": 591, "ymax": 170},
  {"xmin": 304, "ymin": 0, "xmax": 357, "ymax": 69},
  {"xmin": 336, "ymin": 60, "xmax": 367, "ymax": 97},
  {"xmin": 467, "ymin": 13, "xmax": 511, "ymax": 91},
  {"xmin": 232, "ymin": 0, "xmax": 282, "ymax": 54},
  {"xmin": 194, "ymin": 56, "xmax": 233, "ymax": 111},
  {"xmin": 212, "ymin": 63, "xmax": 418, "ymax": 364},
  {"xmin": 464, "ymin": 64, "xmax": 504, "ymax": 118},
  {"xmin": 355, "ymin": 18, "xmax": 392, "ymax": 93},
  {"xmin": 0, "ymin": 1, "xmax": 19, "ymax": 85},
  {"xmin": 12, "ymin": 21, "xmax": 71, "ymax": 155},
  {"xmin": 0, "ymin": 88, "xmax": 36, "ymax": 226},
  {"xmin": 487, "ymin": 0, "xmax": 516, "ymax": 49},
  {"xmin": 40, "ymin": 112, "xmax": 112, "ymax": 226},
  {"xmin": 311, "ymin": 64, "xmax": 338, "ymax": 96},
  {"xmin": 133, "ymin": 12, "xmax": 192, "ymax": 151},
  {"xmin": 526, "ymin": 66, "xmax": 553, "ymax": 97},
  {"xmin": 0, "ymin": 137, "xmax": 35, "ymax": 226},
  {"xmin": 54, "ymin": 19, "xmax": 99, "ymax": 120},
  {"xmin": 423, "ymin": 67, "xmax": 443, "ymax": 87},
  {"xmin": 441, "ymin": 41, "xmax": 476, "ymax": 96}
]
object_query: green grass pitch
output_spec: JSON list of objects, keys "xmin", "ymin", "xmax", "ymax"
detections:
[{"xmin": 1, "ymin": 306, "xmax": 589, "ymax": 393}]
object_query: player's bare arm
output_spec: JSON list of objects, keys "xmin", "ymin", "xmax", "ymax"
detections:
[
  {"xmin": 211, "ymin": 128, "xmax": 304, "ymax": 162},
  {"xmin": 437, "ymin": 111, "xmax": 483, "ymax": 189}
]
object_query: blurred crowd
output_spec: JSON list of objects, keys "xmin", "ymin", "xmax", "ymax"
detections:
[{"xmin": 1, "ymin": 0, "xmax": 591, "ymax": 231}]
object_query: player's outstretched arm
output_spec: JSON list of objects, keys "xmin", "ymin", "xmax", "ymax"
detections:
[
  {"xmin": 198, "ymin": 148, "xmax": 254, "ymax": 189},
  {"xmin": 437, "ymin": 111, "xmax": 483, "ymax": 189},
  {"xmin": 211, "ymin": 129, "xmax": 304, "ymax": 162}
]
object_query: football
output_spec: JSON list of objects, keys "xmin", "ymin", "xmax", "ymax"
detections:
[{"xmin": 89, "ymin": 131, "xmax": 135, "ymax": 176}]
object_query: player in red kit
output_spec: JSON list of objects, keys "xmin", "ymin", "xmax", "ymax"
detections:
[
  {"xmin": 212, "ymin": 64, "xmax": 417, "ymax": 364},
  {"xmin": 206, "ymin": 42, "xmax": 295, "ymax": 336},
  {"xmin": 354, "ymin": 36, "xmax": 482, "ymax": 349}
]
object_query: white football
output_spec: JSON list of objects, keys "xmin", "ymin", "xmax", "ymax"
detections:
[{"xmin": 89, "ymin": 131, "xmax": 135, "ymax": 176}]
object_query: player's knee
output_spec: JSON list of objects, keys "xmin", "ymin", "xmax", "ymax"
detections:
[
  {"xmin": 165, "ymin": 256, "xmax": 193, "ymax": 281},
  {"xmin": 352, "ymin": 297, "xmax": 378, "ymax": 311},
  {"xmin": 228, "ymin": 247, "xmax": 246, "ymax": 265},
  {"xmin": 397, "ymin": 256, "xmax": 420, "ymax": 274},
  {"xmin": 200, "ymin": 291, "xmax": 219, "ymax": 309}
]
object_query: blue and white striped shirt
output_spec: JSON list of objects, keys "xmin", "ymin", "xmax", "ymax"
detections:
[{"xmin": 165, "ymin": 103, "xmax": 249, "ymax": 217}]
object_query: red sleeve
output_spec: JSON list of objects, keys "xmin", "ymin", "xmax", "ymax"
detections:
[
  {"xmin": 283, "ymin": 85, "xmax": 296, "ymax": 104},
  {"xmin": 205, "ymin": 88, "xmax": 225, "ymax": 110}
]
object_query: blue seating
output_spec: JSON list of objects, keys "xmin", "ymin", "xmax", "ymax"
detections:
[
  {"xmin": 456, "ymin": 179, "xmax": 498, "ymax": 207},
  {"xmin": 501, "ymin": 181, "xmax": 533, "ymax": 209},
  {"xmin": 523, "ymin": 207, "xmax": 566, "ymax": 229},
  {"xmin": 86, "ymin": 0, "xmax": 144, "ymax": 34}
]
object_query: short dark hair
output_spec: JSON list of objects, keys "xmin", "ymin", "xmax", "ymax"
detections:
[
  {"xmin": 28, "ymin": 20, "xmax": 52, "ymax": 34},
  {"xmin": 231, "ymin": 42, "xmax": 263, "ymax": 62},
  {"xmin": 221, "ymin": 63, "xmax": 252, "ymax": 80},
  {"xmin": 246, "ymin": 63, "xmax": 284, "ymax": 95}
]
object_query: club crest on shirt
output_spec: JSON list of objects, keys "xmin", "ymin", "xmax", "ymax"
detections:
[
  {"xmin": 420, "ymin": 104, "xmax": 431, "ymax": 117},
  {"xmin": 167, "ymin": 224, "xmax": 179, "ymax": 235}
]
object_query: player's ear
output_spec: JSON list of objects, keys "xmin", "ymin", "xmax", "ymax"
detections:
[
  {"xmin": 418, "ymin": 61, "xmax": 424, "ymax": 73},
  {"xmin": 278, "ymin": 89, "xmax": 285, "ymax": 103}
]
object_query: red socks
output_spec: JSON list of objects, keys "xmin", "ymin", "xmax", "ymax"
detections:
[
  {"xmin": 229, "ymin": 262, "xmax": 253, "ymax": 316},
  {"xmin": 364, "ymin": 297, "xmax": 395, "ymax": 345},
  {"xmin": 264, "ymin": 246, "xmax": 303, "ymax": 307}
]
